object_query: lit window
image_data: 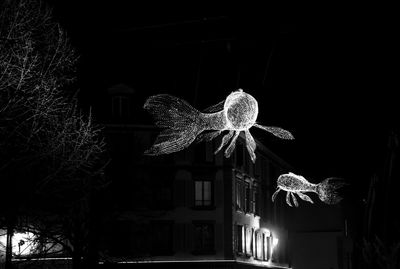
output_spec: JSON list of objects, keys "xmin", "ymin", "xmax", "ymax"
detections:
[
  {"xmin": 193, "ymin": 222, "xmax": 214, "ymax": 253},
  {"xmin": 264, "ymin": 233, "xmax": 271, "ymax": 261},
  {"xmin": 236, "ymin": 225, "xmax": 244, "ymax": 253},
  {"xmin": 256, "ymin": 231, "xmax": 263, "ymax": 260},
  {"xmin": 245, "ymin": 227, "xmax": 253, "ymax": 255},
  {"xmin": 195, "ymin": 180, "xmax": 212, "ymax": 207}
]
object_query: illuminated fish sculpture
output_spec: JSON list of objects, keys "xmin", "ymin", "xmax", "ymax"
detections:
[
  {"xmin": 144, "ymin": 89, "xmax": 294, "ymax": 162},
  {"xmin": 272, "ymin": 172, "xmax": 347, "ymax": 207}
]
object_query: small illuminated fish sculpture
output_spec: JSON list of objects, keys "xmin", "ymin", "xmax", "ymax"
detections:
[
  {"xmin": 272, "ymin": 172, "xmax": 347, "ymax": 207},
  {"xmin": 144, "ymin": 89, "xmax": 294, "ymax": 162}
]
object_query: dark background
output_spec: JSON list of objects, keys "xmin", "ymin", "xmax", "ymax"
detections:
[{"xmin": 46, "ymin": 1, "xmax": 397, "ymax": 209}]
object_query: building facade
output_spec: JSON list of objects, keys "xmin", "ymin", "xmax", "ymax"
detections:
[{"xmin": 102, "ymin": 119, "xmax": 293, "ymax": 268}]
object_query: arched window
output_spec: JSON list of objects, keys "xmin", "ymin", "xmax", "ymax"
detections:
[
  {"xmin": 264, "ymin": 233, "xmax": 271, "ymax": 261},
  {"xmin": 245, "ymin": 226, "xmax": 253, "ymax": 256},
  {"xmin": 255, "ymin": 230, "xmax": 263, "ymax": 259}
]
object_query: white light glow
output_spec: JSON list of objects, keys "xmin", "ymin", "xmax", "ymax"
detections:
[
  {"xmin": 259, "ymin": 228, "xmax": 271, "ymax": 237},
  {"xmin": 273, "ymin": 238, "xmax": 279, "ymax": 248},
  {"xmin": 272, "ymin": 172, "xmax": 346, "ymax": 207},
  {"xmin": 144, "ymin": 89, "xmax": 294, "ymax": 163},
  {"xmin": 0, "ymin": 232, "xmax": 37, "ymax": 256},
  {"xmin": 115, "ymin": 259, "xmax": 237, "ymax": 264}
]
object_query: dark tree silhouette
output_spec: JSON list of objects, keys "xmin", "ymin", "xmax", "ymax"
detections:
[{"xmin": 0, "ymin": 0, "xmax": 107, "ymax": 268}]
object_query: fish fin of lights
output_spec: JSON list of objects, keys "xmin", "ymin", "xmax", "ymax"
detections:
[
  {"xmin": 253, "ymin": 124, "xmax": 294, "ymax": 140},
  {"xmin": 296, "ymin": 192, "xmax": 314, "ymax": 203}
]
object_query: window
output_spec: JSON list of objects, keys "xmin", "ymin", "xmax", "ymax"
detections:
[
  {"xmin": 264, "ymin": 234, "xmax": 271, "ymax": 261},
  {"xmin": 253, "ymin": 189, "xmax": 259, "ymax": 215},
  {"xmin": 255, "ymin": 231, "xmax": 263, "ymax": 260},
  {"xmin": 237, "ymin": 225, "xmax": 244, "ymax": 253},
  {"xmin": 130, "ymin": 224, "xmax": 150, "ymax": 257},
  {"xmin": 193, "ymin": 222, "xmax": 215, "ymax": 253},
  {"xmin": 150, "ymin": 221, "xmax": 173, "ymax": 255},
  {"xmin": 245, "ymin": 227, "xmax": 253, "ymax": 256},
  {"xmin": 111, "ymin": 220, "xmax": 147, "ymax": 257},
  {"xmin": 195, "ymin": 180, "xmax": 212, "ymax": 207},
  {"xmin": 236, "ymin": 179, "xmax": 245, "ymax": 211},
  {"xmin": 112, "ymin": 95, "xmax": 130, "ymax": 118},
  {"xmin": 237, "ymin": 177, "xmax": 256, "ymax": 214},
  {"xmin": 153, "ymin": 186, "xmax": 172, "ymax": 209},
  {"xmin": 245, "ymin": 182, "xmax": 251, "ymax": 213}
]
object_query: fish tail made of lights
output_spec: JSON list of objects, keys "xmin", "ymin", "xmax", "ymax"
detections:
[
  {"xmin": 316, "ymin": 177, "xmax": 347, "ymax": 205},
  {"xmin": 143, "ymin": 94, "xmax": 205, "ymax": 155}
]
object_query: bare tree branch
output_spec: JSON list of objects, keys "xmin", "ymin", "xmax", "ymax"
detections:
[{"xmin": 0, "ymin": 1, "xmax": 108, "ymax": 268}]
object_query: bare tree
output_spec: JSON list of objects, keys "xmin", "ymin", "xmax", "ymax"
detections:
[{"xmin": 0, "ymin": 0, "xmax": 107, "ymax": 268}]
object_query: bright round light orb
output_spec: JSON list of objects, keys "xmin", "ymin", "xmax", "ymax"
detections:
[{"xmin": 224, "ymin": 89, "xmax": 259, "ymax": 131}]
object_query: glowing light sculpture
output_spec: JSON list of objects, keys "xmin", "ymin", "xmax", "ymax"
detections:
[
  {"xmin": 144, "ymin": 89, "xmax": 294, "ymax": 162},
  {"xmin": 272, "ymin": 172, "xmax": 347, "ymax": 207}
]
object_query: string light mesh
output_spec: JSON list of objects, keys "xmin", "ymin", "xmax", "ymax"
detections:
[
  {"xmin": 144, "ymin": 89, "xmax": 294, "ymax": 162},
  {"xmin": 272, "ymin": 172, "xmax": 346, "ymax": 207}
]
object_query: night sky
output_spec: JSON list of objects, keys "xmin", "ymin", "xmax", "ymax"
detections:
[{"xmin": 46, "ymin": 2, "xmax": 397, "ymax": 203}]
